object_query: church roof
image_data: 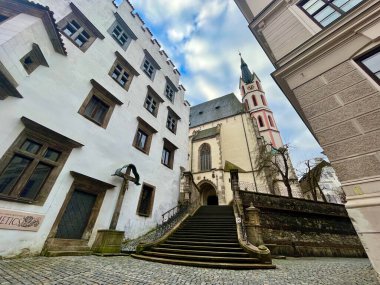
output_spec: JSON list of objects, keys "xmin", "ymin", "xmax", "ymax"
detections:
[
  {"xmin": 190, "ymin": 93, "xmax": 244, "ymax": 127},
  {"xmin": 240, "ymin": 56, "xmax": 253, "ymax": 84},
  {"xmin": 192, "ymin": 127, "xmax": 219, "ymax": 141}
]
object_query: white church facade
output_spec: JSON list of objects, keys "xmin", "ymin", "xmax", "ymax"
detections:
[{"xmin": 0, "ymin": 0, "xmax": 189, "ymax": 257}]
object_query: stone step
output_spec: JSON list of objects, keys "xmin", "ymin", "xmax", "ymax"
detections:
[
  {"xmin": 142, "ymin": 251, "xmax": 260, "ymax": 263},
  {"xmin": 165, "ymin": 240, "xmax": 240, "ymax": 247},
  {"xmin": 131, "ymin": 254, "xmax": 276, "ymax": 269},
  {"xmin": 171, "ymin": 233, "xmax": 238, "ymax": 239},
  {"xmin": 152, "ymin": 247, "xmax": 249, "ymax": 257},
  {"xmin": 169, "ymin": 236, "xmax": 238, "ymax": 243},
  {"xmin": 159, "ymin": 243, "xmax": 243, "ymax": 252},
  {"xmin": 45, "ymin": 251, "xmax": 92, "ymax": 257}
]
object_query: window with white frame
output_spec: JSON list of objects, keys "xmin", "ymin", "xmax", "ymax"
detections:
[
  {"xmin": 144, "ymin": 95, "xmax": 157, "ymax": 115},
  {"xmin": 112, "ymin": 24, "xmax": 128, "ymax": 46},
  {"xmin": 165, "ymin": 84, "xmax": 175, "ymax": 102},
  {"xmin": 166, "ymin": 114, "xmax": 177, "ymax": 133},
  {"xmin": 63, "ymin": 19, "xmax": 91, "ymax": 48},
  {"xmin": 142, "ymin": 59, "xmax": 155, "ymax": 79},
  {"xmin": 298, "ymin": 0, "xmax": 364, "ymax": 27},
  {"xmin": 110, "ymin": 63, "xmax": 130, "ymax": 88}
]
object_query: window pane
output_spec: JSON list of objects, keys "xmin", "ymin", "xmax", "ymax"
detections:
[
  {"xmin": 339, "ymin": 0, "xmax": 363, "ymax": 11},
  {"xmin": 20, "ymin": 140, "xmax": 42, "ymax": 154},
  {"xmin": 137, "ymin": 130, "xmax": 147, "ymax": 149},
  {"xmin": 0, "ymin": 156, "xmax": 32, "ymax": 195},
  {"xmin": 138, "ymin": 186, "xmax": 153, "ymax": 215},
  {"xmin": 44, "ymin": 148, "xmax": 61, "ymax": 162},
  {"xmin": 84, "ymin": 96, "xmax": 109, "ymax": 124},
  {"xmin": 75, "ymin": 33, "xmax": 88, "ymax": 47},
  {"xmin": 20, "ymin": 163, "xmax": 52, "ymax": 200},
  {"xmin": 162, "ymin": 149, "xmax": 170, "ymax": 166},
  {"xmin": 314, "ymin": 6, "xmax": 336, "ymax": 22},
  {"xmin": 305, "ymin": 0, "xmax": 325, "ymax": 14},
  {"xmin": 362, "ymin": 52, "xmax": 380, "ymax": 74},
  {"xmin": 320, "ymin": 11, "xmax": 341, "ymax": 26}
]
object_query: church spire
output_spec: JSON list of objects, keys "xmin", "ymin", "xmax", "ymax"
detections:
[{"xmin": 239, "ymin": 52, "xmax": 253, "ymax": 84}]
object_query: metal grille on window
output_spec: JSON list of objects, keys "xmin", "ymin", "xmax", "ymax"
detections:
[
  {"xmin": 300, "ymin": 0, "xmax": 363, "ymax": 27},
  {"xmin": 112, "ymin": 25, "xmax": 128, "ymax": 46},
  {"xmin": 200, "ymin": 143, "xmax": 211, "ymax": 171}
]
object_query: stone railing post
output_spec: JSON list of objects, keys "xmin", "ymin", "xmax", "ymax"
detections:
[{"xmin": 245, "ymin": 202, "xmax": 264, "ymax": 246}]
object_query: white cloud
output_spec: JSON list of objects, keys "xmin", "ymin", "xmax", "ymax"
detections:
[{"xmin": 129, "ymin": 0, "xmax": 323, "ymax": 172}]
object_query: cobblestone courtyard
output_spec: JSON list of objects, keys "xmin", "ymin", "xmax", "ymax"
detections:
[{"xmin": 0, "ymin": 256, "xmax": 378, "ymax": 285}]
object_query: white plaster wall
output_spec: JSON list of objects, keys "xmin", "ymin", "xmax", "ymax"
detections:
[{"xmin": 0, "ymin": 0, "xmax": 189, "ymax": 257}]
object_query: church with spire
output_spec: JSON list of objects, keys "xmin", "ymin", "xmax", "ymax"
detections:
[{"xmin": 185, "ymin": 55, "xmax": 301, "ymax": 205}]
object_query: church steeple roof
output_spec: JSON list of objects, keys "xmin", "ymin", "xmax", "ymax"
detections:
[{"xmin": 240, "ymin": 53, "xmax": 253, "ymax": 84}]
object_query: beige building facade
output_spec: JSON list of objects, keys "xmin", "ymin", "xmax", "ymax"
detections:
[{"xmin": 235, "ymin": 0, "xmax": 380, "ymax": 278}]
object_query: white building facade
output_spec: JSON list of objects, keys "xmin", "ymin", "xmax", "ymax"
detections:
[{"xmin": 0, "ymin": 0, "xmax": 189, "ymax": 257}]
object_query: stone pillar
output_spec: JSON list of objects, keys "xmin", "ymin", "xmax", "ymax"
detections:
[{"xmin": 245, "ymin": 202, "xmax": 264, "ymax": 246}]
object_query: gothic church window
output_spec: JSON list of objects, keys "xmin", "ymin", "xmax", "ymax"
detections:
[
  {"xmin": 252, "ymin": 95, "xmax": 258, "ymax": 106},
  {"xmin": 244, "ymin": 99, "xmax": 249, "ymax": 111},
  {"xmin": 268, "ymin": 115, "xmax": 274, "ymax": 127},
  {"xmin": 258, "ymin": 116, "xmax": 264, "ymax": 127},
  {"xmin": 199, "ymin": 143, "xmax": 211, "ymax": 171}
]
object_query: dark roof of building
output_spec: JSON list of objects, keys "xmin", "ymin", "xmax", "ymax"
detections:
[
  {"xmin": 190, "ymin": 93, "xmax": 244, "ymax": 127},
  {"xmin": 192, "ymin": 127, "xmax": 219, "ymax": 141},
  {"xmin": 240, "ymin": 56, "xmax": 253, "ymax": 84}
]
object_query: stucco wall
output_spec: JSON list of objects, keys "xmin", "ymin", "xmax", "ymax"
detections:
[{"xmin": 0, "ymin": 0, "xmax": 189, "ymax": 257}]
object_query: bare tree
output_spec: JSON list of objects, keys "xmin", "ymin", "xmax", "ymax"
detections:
[
  {"xmin": 256, "ymin": 143, "xmax": 298, "ymax": 198},
  {"xmin": 298, "ymin": 159, "xmax": 328, "ymax": 202}
]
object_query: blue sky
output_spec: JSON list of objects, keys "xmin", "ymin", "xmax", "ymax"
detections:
[{"xmin": 127, "ymin": 0, "xmax": 324, "ymax": 173}]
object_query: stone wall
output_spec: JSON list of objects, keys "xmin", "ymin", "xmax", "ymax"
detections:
[{"xmin": 240, "ymin": 191, "xmax": 365, "ymax": 257}]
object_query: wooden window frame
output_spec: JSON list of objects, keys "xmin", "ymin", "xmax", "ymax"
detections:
[
  {"xmin": 57, "ymin": 4, "xmax": 104, "ymax": 52},
  {"xmin": 161, "ymin": 138, "xmax": 178, "ymax": 169},
  {"xmin": 20, "ymin": 43, "xmax": 49, "ymax": 75},
  {"xmin": 141, "ymin": 49, "xmax": 161, "ymax": 81},
  {"xmin": 78, "ymin": 79, "xmax": 122, "ymax": 128},
  {"xmin": 133, "ymin": 117, "xmax": 157, "ymax": 155},
  {"xmin": 136, "ymin": 183, "xmax": 156, "ymax": 217},
  {"xmin": 144, "ymin": 86, "xmax": 164, "ymax": 117},
  {"xmin": 355, "ymin": 46, "xmax": 380, "ymax": 86},
  {"xmin": 164, "ymin": 76, "xmax": 179, "ymax": 103},
  {"xmin": 0, "ymin": 117, "xmax": 82, "ymax": 205},
  {"xmin": 109, "ymin": 51, "xmax": 140, "ymax": 91},
  {"xmin": 297, "ymin": 0, "xmax": 364, "ymax": 28},
  {"xmin": 166, "ymin": 107, "xmax": 181, "ymax": 134}
]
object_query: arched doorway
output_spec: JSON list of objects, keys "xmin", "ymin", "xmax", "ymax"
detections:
[{"xmin": 198, "ymin": 181, "xmax": 218, "ymax": 206}]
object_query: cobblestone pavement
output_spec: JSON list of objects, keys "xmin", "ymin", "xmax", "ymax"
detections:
[{"xmin": 0, "ymin": 256, "xmax": 378, "ymax": 285}]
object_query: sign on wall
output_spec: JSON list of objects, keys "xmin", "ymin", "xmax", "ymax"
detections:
[{"xmin": 0, "ymin": 209, "xmax": 44, "ymax": 232}]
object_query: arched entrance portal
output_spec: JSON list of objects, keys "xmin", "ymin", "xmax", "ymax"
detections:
[{"xmin": 198, "ymin": 181, "xmax": 219, "ymax": 206}]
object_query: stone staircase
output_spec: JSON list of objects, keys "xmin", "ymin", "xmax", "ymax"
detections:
[{"xmin": 131, "ymin": 205, "xmax": 275, "ymax": 269}]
